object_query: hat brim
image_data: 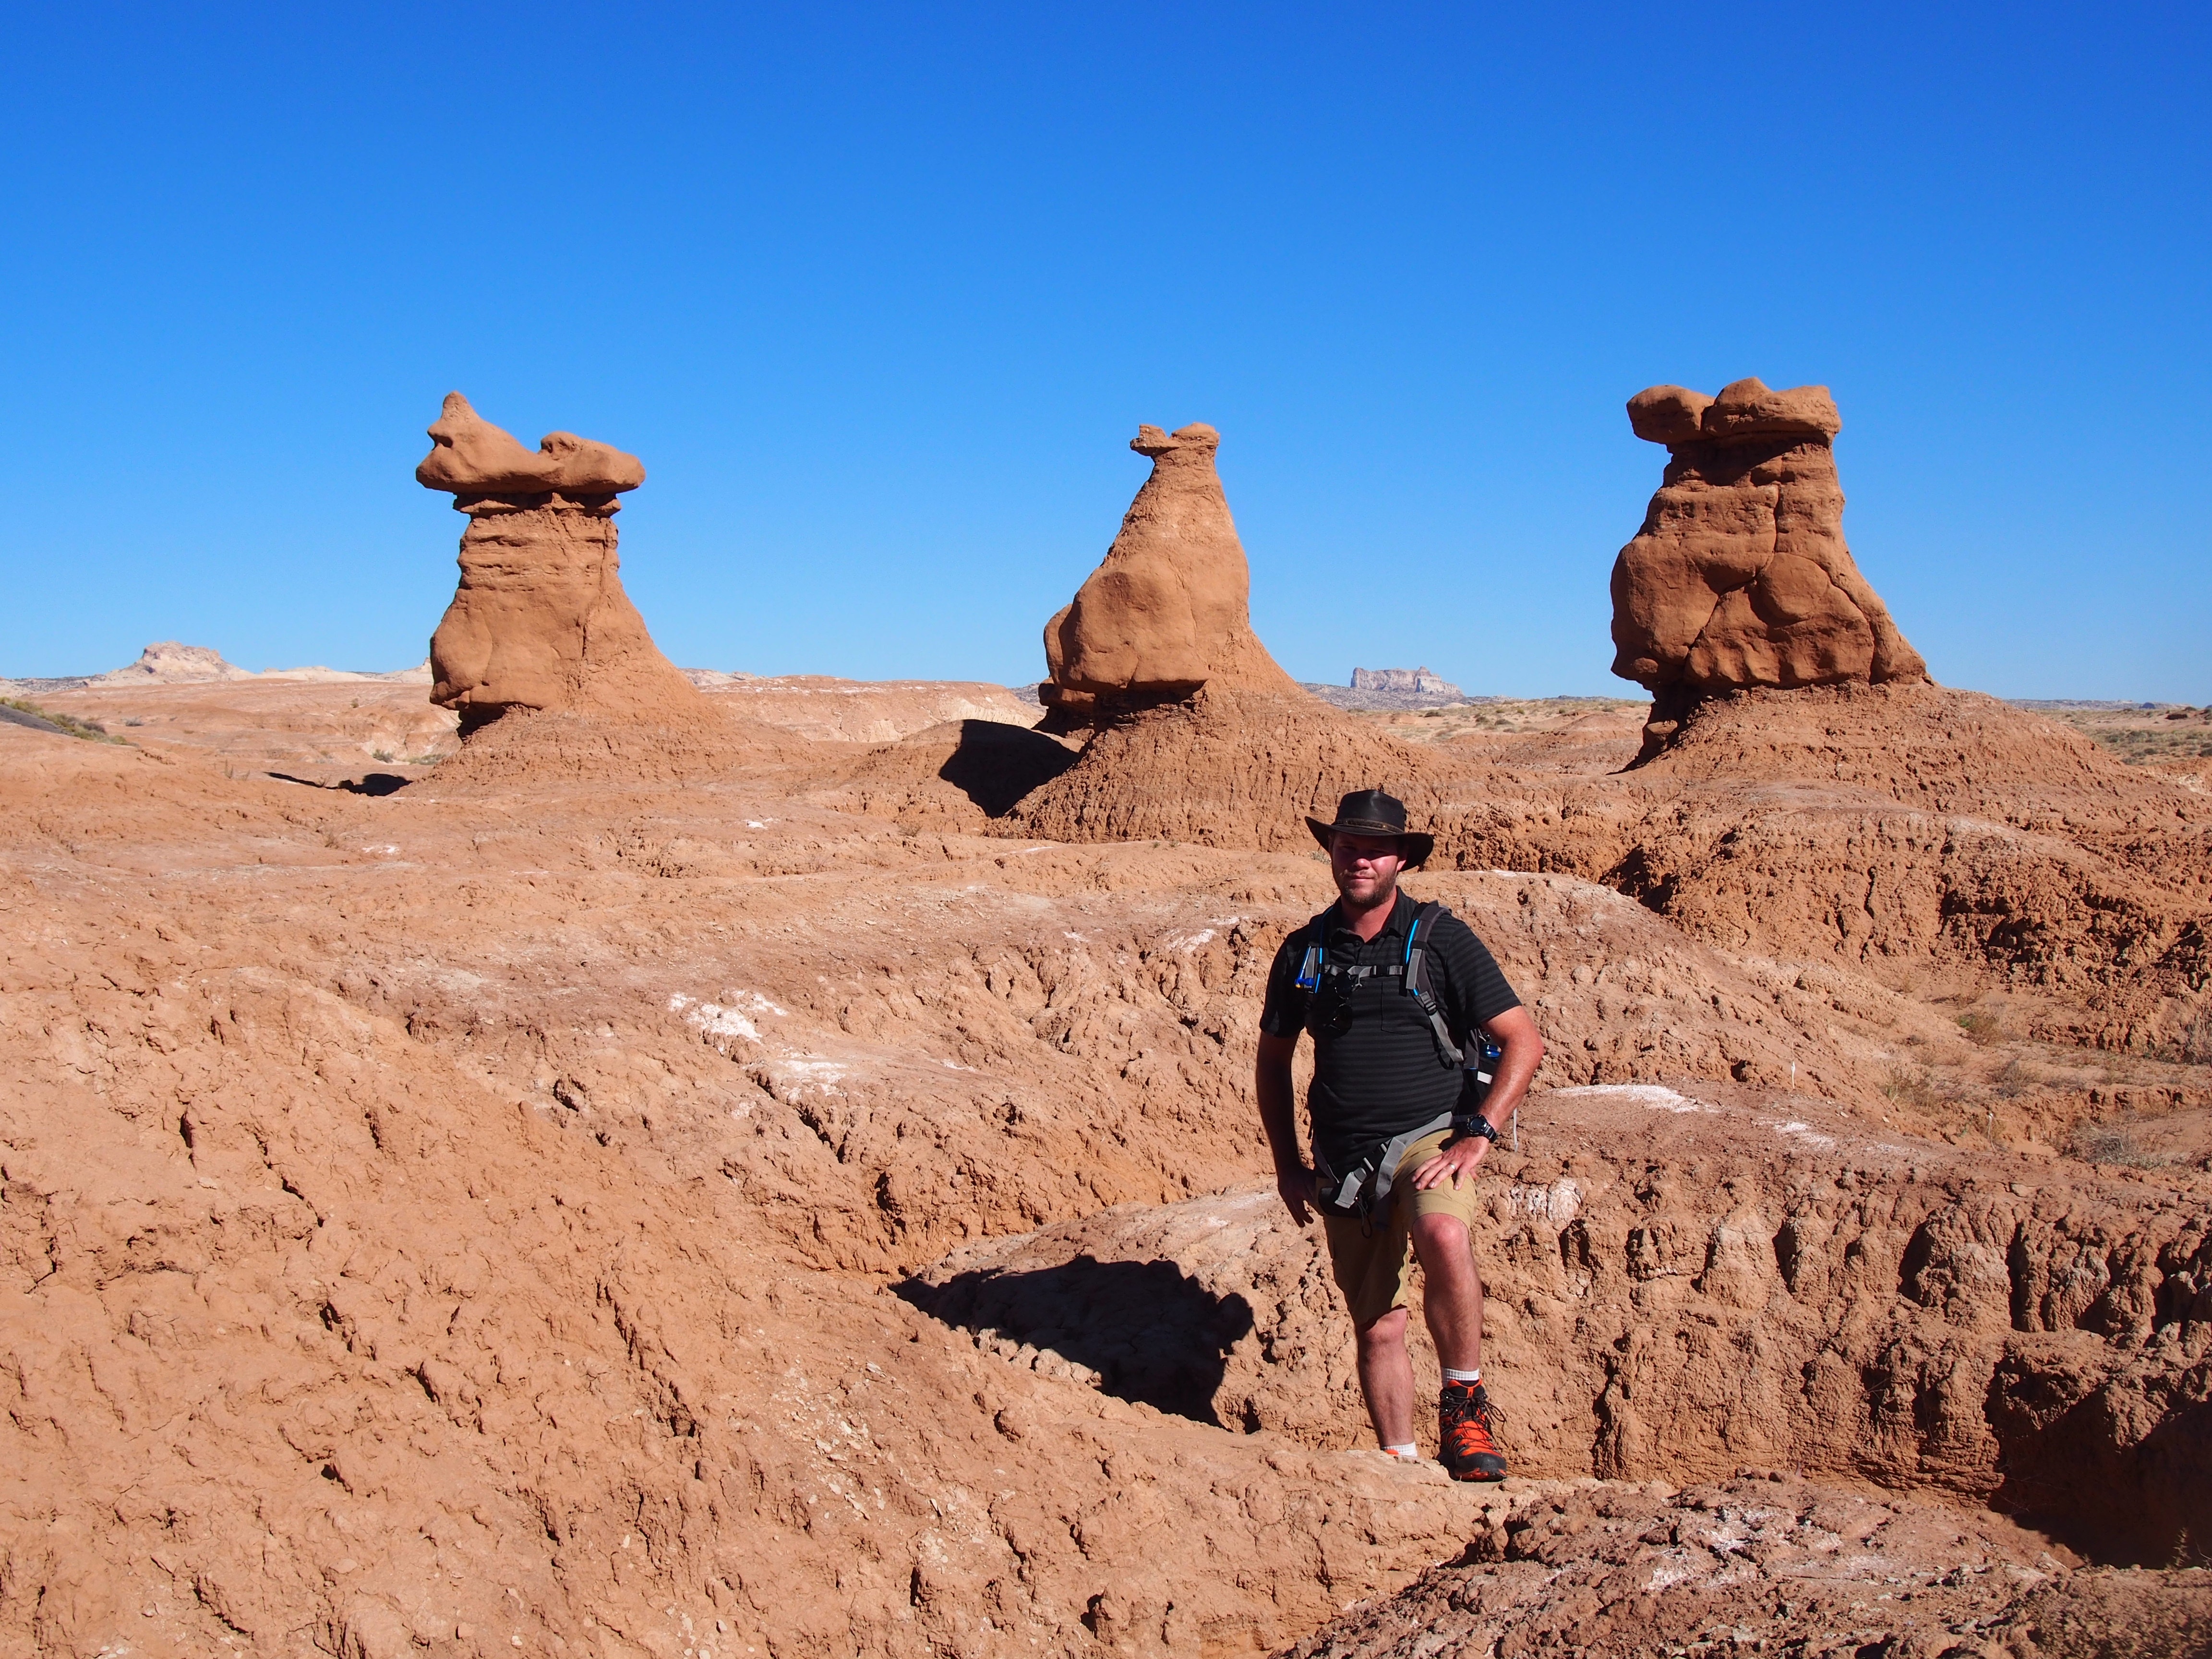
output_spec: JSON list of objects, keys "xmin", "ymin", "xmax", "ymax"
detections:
[{"xmin": 1307, "ymin": 817, "xmax": 1433, "ymax": 869}]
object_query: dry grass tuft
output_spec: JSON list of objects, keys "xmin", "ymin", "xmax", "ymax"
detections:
[
  {"xmin": 1, "ymin": 697, "xmax": 129, "ymax": 745},
  {"xmin": 1881, "ymin": 1064, "xmax": 1942, "ymax": 1113},
  {"xmin": 2071, "ymin": 1120, "xmax": 2169, "ymax": 1168},
  {"xmin": 2182, "ymin": 1011, "xmax": 2212, "ymax": 1067},
  {"xmin": 1956, "ymin": 1010, "xmax": 2002, "ymax": 1046}
]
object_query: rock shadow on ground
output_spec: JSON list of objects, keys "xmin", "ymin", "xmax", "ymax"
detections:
[
  {"xmin": 932, "ymin": 719, "xmax": 1080, "ymax": 817},
  {"xmin": 897, "ymin": 1254, "xmax": 1255, "ymax": 1427}
]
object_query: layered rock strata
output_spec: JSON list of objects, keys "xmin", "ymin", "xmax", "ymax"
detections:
[
  {"xmin": 1040, "ymin": 422, "xmax": 1298, "ymax": 728},
  {"xmin": 1424, "ymin": 682, "xmax": 2212, "ymax": 1048},
  {"xmin": 418, "ymin": 393, "xmax": 709, "ymax": 737},
  {"xmin": 1288, "ymin": 1479, "xmax": 2212, "ymax": 1659},
  {"xmin": 8, "ymin": 694, "xmax": 2212, "ymax": 1656},
  {"xmin": 1611, "ymin": 377, "xmax": 1926, "ymax": 761}
]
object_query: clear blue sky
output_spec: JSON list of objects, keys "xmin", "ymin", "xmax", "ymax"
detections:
[{"xmin": 3, "ymin": 3, "xmax": 2205, "ymax": 699}]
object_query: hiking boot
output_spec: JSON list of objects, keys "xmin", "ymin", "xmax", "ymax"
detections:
[{"xmin": 1439, "ymin": 1381, "xmax": 1507, "ymax": 1482}]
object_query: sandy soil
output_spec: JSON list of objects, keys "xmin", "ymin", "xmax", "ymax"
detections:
[
  {"xmin": 1356, "ymin": 697, "xmax": 1649, "ymax": 747},
  {"xmin": 2022, "ymin": 701, "xmax": 2212, "ymax": 770},
  {"xmin": 22, "ymin": 675, "xmax": 1038, "ymax": 788},
  {"xmin": 3, "ymin": 676, "xmax": 2210, "ymax": 1659},
  {"xmin": 693, "ymin": 677, "xmax": 1039, "ymax": 745},
  {"xmin": 34, "ymin": 677, "xmax": 463, "ymax": 783}
]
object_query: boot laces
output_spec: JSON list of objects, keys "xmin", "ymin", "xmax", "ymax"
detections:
[{"xmin": 1443, "ymin": 1384, "xmax": 1505, "ymax": 1450}]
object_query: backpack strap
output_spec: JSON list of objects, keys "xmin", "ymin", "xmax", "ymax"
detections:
[
  {"xmin": 1407, "ymin": 902, "xmax": 1507, "ymax": 1114},
  {"xmin": 1317, "ymin": 1109, "xmax": 1456, "ymax": 1222},
  {"xmin": 1404, "ymin": 901, "xmax": 1465, "ymax": 1067},
  {"xmin": 1292, "ymin": 904, "xmax": 1337, "ymax": 992}
]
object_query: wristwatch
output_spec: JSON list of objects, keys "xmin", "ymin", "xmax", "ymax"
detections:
[{"xmin": 1451, "ymin": 1114, "xmax": 1500, "ymax": 1145}]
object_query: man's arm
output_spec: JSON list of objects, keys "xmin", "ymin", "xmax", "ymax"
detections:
[
  {"xmin": 1470, "ymin": 1004, "xmax": 1543, "ymax": 1127},
  {"xmin": 1256, "ymin": 1031, "xmax": 1316, "ymax": 1226},
  {"xmin": 1408, "ymin": 1004, "xmax": 1545, "ymax": 1191}
]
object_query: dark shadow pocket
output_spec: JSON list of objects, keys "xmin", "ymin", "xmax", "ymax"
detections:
[
  {"xmin": 936, "ymin": 720, "xmax": 1077, "ymax": 817},
  {"xmin": 897, "ymin": 1254, "xmax": 1254, "ymax": 1427}
]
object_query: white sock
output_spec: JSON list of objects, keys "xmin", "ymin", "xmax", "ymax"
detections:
[
  {"xmin": 1443, "ymin": 1367, "xmax": 1481, "ymax": 1385},
  {"xmin": 1382, "ymin": 1443, "xmax": 1419, "ymax": 1459}
]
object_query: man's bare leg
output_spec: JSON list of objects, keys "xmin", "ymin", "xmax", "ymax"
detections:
[
  {"xmin": 1353, "ymin": 1307, "xmax": 1416, "ymax": 1448},
  {"xmin": 1410, "ymin": 1213, "xmax": 1483, "ymax": 1371},
  {"xmin": 1353, "ymin": 1220, "xmax": 1489, "ymax": 1454},
  {"xmin": 1411, "ymin": 1211, "xmax": 1507, "ymax": 1479}
]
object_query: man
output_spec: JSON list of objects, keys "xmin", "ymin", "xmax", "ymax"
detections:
[{"xmin": 1255, "ymin": 789, "xmax": 1544, "ymax": 1480}]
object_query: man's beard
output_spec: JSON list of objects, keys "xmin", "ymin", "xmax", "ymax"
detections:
[{"xmin": 1337, "ymin": 868, "xmax": 1399, "ymax": 907}]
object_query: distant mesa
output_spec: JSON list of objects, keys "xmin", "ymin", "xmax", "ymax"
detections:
[
  {"xmin": 1351, "ymin": 667, "xmax": 1460, "ymax": 697},
  {"xmin": 1038, "ymin": 422, "xmax": 1298, "ymax": 729},
  {"xmin": 417, "ymin": 393, "xmax": 709, "ymax": 740},
  {"xmin": 93, "ymin": 642, "xmax": 253, "ymax": 685},
  {"xmin": 63, "ymin": 645, "xmax": 434, "ymax": 688},
  {"xmin": 1611, "ymin": 377, "xmax": 1927, "ymax": 762},
  {"xmin": 1304, "ymin": 666, "xmax": 1468, "ymax": 714}
]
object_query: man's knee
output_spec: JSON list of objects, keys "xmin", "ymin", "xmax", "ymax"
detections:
[
  {"xmin": 1410, "ymin": 1213, "xmax": 1477, "ymax": 1279},
  {"xmin": 1355, "ymin": 1307, "xmax": 1409, "ymax": 1352}
]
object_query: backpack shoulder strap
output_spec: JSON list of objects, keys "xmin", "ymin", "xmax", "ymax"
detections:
[
  {"xmin": 1292, "ymin": 904, "xmax": 1337, "ymax": 992},
  {"xmin": 1403, "ymin": 901, "xmax": 1463, "ymax": 1066}
]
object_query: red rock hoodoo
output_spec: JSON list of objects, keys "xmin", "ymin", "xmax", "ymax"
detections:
[
  {"xmin": 419, "ymin": 393, "xmax": 709, "ymax": 739},
  {"xmin": 996, "ymin": 421, "xmax": 1443, "ymax": 847},
  {"xmin": 1039, "ymin": 422, "xmax": 1298, "ymax": 729},
  {"xmin": 1611, "ymin": 378, "xmax": 1926, "ymax": 761}
]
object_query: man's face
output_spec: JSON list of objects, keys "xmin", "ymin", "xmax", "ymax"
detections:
[{"xmin": 1330, "ymin": 832, "xmax": 1405, "ymax": 906}]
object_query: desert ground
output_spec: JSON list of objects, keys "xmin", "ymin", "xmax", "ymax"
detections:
[{"xmin": 4, "ymin": 662, "xmax": 2211, "ymax": 1659}]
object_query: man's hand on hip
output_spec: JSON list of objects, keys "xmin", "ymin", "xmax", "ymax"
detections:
[{"xmin": 1409, "ymin": 1134, "xmax": 1490, "ymax": 1191}]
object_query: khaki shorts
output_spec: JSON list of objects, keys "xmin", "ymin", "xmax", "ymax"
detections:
[{"xmin": 1320, "ymin": 1129, "xmax": 1483, "ymax": 1329}]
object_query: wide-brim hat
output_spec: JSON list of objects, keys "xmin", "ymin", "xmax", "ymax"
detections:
[{"xmin": 1305, "ymin": 788, "xmax": 1433, "ymax": 868}]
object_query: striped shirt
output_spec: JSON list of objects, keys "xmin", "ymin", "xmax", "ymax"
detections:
[{"xmin": 1259, "ymin": 890, "xmax": 1521, "ymax": 1177}]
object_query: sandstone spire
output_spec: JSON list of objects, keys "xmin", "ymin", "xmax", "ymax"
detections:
[{"xmin": 1040, "ymin": 422, "xmax": 1297, "ymax": 726}]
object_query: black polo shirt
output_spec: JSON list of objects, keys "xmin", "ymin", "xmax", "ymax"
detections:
[{"xmin": 1259, "ymin": 890, "xmax": 1521, "ymax": 1177}]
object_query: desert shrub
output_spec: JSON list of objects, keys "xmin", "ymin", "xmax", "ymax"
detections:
[
  {"xmin": 1955, "ymin": 1010, "xmax": 2001, "ymax": 1045},
  {"xmin": 1881, "ymin": 1064, "xmax": 1941, "ymax": 1112},
  {"xmin": 2183, "ymin": 1010, "xmax": 2212, "ymax": 1067},
  {"xmin": 2072, "ymin": 1121, "xmax": 2167, "ymax": 1168},
  {"xmin": 1994, "ymin": 1057, "xmax": 2032, "ymax": 1098}
]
